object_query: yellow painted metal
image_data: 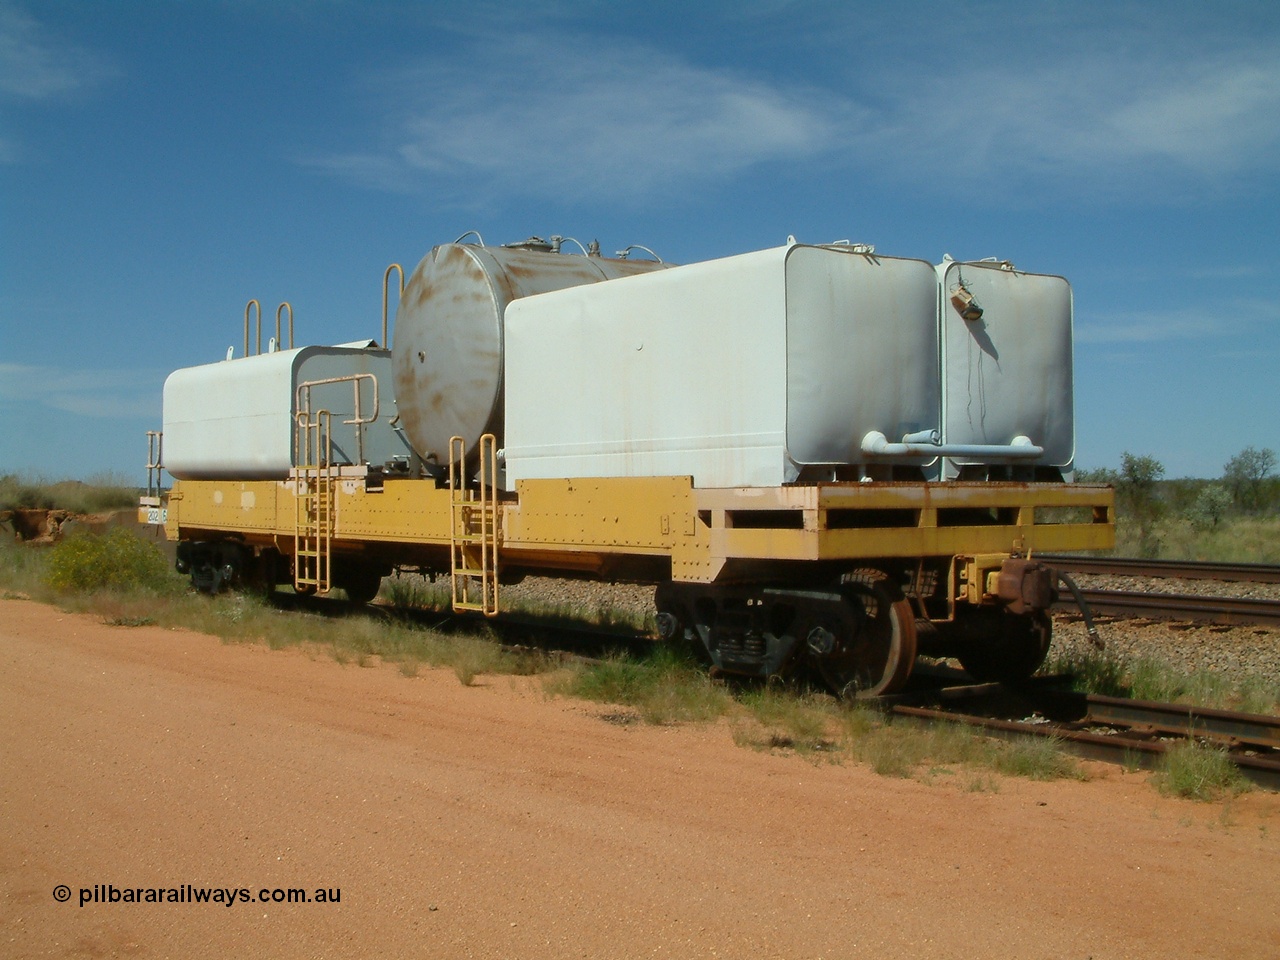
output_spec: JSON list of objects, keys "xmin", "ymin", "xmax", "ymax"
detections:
[
  {"xmin": 157, "ymin": 471, "xmax": 1114, "ymax": 603},
  {"xmin": 275, "ymin": 301, "xmax": 294, "ymax": 350},
  {"xmin": 503, "ymin": 476, "xmax": 694, "ymax": 551},
  {"xmin": 448, "ymin": 434, "xmax": 500, "ymax": 616},
  {"xmin": 958, "ymin": 553, "xmax": 1018, "ymax": 605},
  {"xmin": 293, "ymin": 410, "xmax": 333, "ymax": 593},
  {"xmin": 243, "ymin": 299, "xmax": 261, "ymax": 358},
  {"xmin": 382, "ymin": 263, "xmax": 403, "ymax": 349},
  {"xmin": 688, "ymin": 482, "xmax": 1114, "ymax": 573},
  {"xmin": 330, "ymin": 479, "xmax": 451, "ymax": 542}
]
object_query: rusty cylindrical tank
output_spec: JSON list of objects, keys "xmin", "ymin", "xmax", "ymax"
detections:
[{"xmin": 391, "ymin": 240, "xmax": 670, "ymax": 468}]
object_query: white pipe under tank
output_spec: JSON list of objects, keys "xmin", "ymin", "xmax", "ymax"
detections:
[{"xmin": 860, "ymin": 430, "xmax": 1043, "ymax": 460}]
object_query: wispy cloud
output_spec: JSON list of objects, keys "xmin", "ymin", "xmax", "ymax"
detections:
[
  {"xmin": 1188, "ymin": 264, "xmax": 1267, "ymax": 281},
  {"xmin": 1076, "ymin": 311, "xmax": 1226, "ymax": 344},
  {"xmin": 307, "ymin": 12, "xmax": 1280, "ymax": 205},
  {"xmin": 304, "ymin": 31, "xmax": 855, "ymax": 202},
  {"xmin": 0, "ymin": 1, "xmax": 117, "ymax": 101},
  {"xmin": 1077, "ymin": 299, "xmax": 1277, "ymax": 344},
  {"xmin": 0, "ymin": 363, "xmax": 157, "ymax": 419},
  {"xmin": 888, "ymin": 52, "xmax": 1280, "ymax": 187}
]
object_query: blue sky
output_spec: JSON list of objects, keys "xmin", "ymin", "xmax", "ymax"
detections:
[{"xmin": 2, "ymin": 0, "xmax": 1277, "ymax": 482}]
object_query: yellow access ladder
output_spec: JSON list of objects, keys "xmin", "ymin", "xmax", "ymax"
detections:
[
  {"xmin": 294, "ymin": 410, "xmax": 334, "ymax": 594},
  {"xmin": 448, "ymin": 433, "xmax": 500, "ymax": 615}
]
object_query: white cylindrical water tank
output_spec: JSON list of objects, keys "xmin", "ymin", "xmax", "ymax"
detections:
[{"xmin": 391, "ymin": 241, "xmax": 670, "ymax": 467}]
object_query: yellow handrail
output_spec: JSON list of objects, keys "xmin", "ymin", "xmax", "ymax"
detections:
[
  {"xmin": 382, "ymin": 263, "xmax": 403, "ymax": 349},
  {"xmin": 243, "ymin": 299, "xmax": 261, "ymax": 357},
  {"xmin": 276, "ymin": 301, "xmax": 294, "ymax": 350}
]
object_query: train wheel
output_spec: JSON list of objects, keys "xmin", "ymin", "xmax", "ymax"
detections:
[
  {"xmin": 336, "ymin": 566, "xmax": 384, "ymax": 606},
  {"xmin": 816, "ymin": 578, "xmax": 918, "ymax": 698},
  {"xmin": 957, "ymin": 610, "xmax": 1051, "ymax": 685},
  {"xmin": 242, "ymin": 549, "xmax": 279, "ymax": 601}
]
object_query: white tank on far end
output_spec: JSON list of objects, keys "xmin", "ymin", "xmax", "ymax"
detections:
[{"xmin": 937, "ymin": 258, "xmax": 1075, "ymax": 479}]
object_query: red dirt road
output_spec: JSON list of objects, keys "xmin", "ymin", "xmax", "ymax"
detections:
[{"xmin": 2, "ymin": 597, "xmax": 1278, "ymax": 959}]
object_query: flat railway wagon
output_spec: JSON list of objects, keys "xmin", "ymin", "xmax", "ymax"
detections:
[{"xmin": 141, "ymin": 234, "xmax": 1115, "ymax": 697}]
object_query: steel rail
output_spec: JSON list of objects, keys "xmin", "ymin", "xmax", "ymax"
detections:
[
  {"xmin": 1041, "ymin": 555, "xmax": 1280, "ymax": 584},
  {"xmin": 889, "ymin": 692, "xmax": 1280, "ymax": 790},
  {"xmin": 1073, "ymin": 692, "xmax": 1280, "ymax": 750},
  {"xmin": 1053, "ymin": 589, "xmax": 1280, "ymax": 627}
]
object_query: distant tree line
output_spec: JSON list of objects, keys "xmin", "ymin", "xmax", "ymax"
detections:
[{"xmin": 1078, "ymin": 447, "xmax": 1278, "ymax": 555}]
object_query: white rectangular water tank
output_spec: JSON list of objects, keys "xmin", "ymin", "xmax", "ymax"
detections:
[
  {"xmin": 503, "ymin": 243, "xmax": 941, "ymax": 489},
  {"xmin": 938, "ymin": 260, "xmax": 1074, "ymax": 477},
  {"xmin": 163, "ymin": 344, "xmax": 408, "ymax": 480}
]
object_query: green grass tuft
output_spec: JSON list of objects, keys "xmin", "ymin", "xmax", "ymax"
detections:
[
  {"xmin": 1046, "ymin": 646, "xmax": 1278, "ymax": 715},
  {"xmin": 1154, "ymin": 740, "xmax": 1251, "ymax": 801},
  {"xmin": 987, "ymin": 736, "xmax": 1084, "ymax": 781},
  {"xmin": 546, "ymin": 647, "xmax": 733, "ymax": 725},
  {"xmin": 1045, "ymin": 647, "xmax": 1130, "ymax": 697},
  {"xmin": 733, "ymin": 687, "xmax": 836, "ymax": 754}
]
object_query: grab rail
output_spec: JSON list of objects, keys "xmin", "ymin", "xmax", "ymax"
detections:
[
  {"xmin": 382, "ymin": 263, "xmax": 403, "ymax": 349},
  {"xmin": 275, "ymin": 302, "xmax": 294, "ymax": 351},
  {"xmin": 243, "ymin": 299, "xmax": 261, "ymax": 358},
  {"xmin": 296, "ymin": 373, "xmax": 380, "ymax": 466}
]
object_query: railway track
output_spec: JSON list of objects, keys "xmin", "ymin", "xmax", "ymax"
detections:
[
  {"xmin": 886, "ymin": 681, "xmax": 1280, "ymax": 790},
  {"xmin": 1054, "ymin": 589, "xmax": 1280, "ymax": 628},
  {"xmin": 1043, "ymin": 555, "xmax": 1280, "ymax": 627},
  {"xmin": 1042, "ymin": 555, "xmax": 1280, "ymax": 583}
]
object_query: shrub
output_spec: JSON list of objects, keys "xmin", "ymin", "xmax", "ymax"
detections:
[
  {"xmin": 1223, "ymin": 447, "xmax": 1277, "ymax": 514},
  {"xmin": 1186, "ymin": 484, "xmax": 1233, "ymax": 530},
  {"xmin": 1044, "ymin": 647, "xmax": 1131, "ymax": 697},
  {"xmin": 1154, "ymin": 740, "xmax": 1250, "ymax": 801},
  {"xmin": 44, "ymin": 529, "xmax": 176, "ymax": 593},
  {"xmin": 547, "ymin": 647, "xmax": 732, "ymax": 724},
  {"xmin": 735, "ymin": 688, "xmax": 836, "ymax": 753},
  {"xmin": 989, "ymin": 736, "xmax": 1082, "ymax": 781},
  {"xmin": 0, "ymin": 474, "xmax": 138, "ymax": 514}
]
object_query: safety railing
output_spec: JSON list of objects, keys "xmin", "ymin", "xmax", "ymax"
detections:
[
  {"xmin": 275, "ymin": 301, "xmax": 294, "ymax": 352},
  {"xmin": 293, "ymin": 410, "xmax": 333, "ymax": 594},
  {"xmin": 295, "ymin": 373, "xmax": 379, "ymax": 467},
  {"xmin": 242, "ymin": 299, "xmax": 295, "ymax": 357},
  {"xmin": 382, "ymin": 263, "xmax": 403, "ymax": 349},
  {"xmin": 448, "ymin": 434, "xmax": 500, "ymax": 616},
  {"xmin": 144, "ymin": 430, "xmax": 165, "ymax": 500}
]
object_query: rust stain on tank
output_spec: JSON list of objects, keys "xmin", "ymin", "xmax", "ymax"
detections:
[{"xmin": 503, "ymin": 261, "xmax": 538, "ymax": 280}]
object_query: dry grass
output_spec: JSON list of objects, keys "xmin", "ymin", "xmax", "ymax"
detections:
[
  {"xmin": 1045, "ymin": 647, "xmax": 1280, "ymax": 714},
  {"xmin": 1154, "ymin": 741, "xmax": 1251, "ymax": 801},
  {"xmin": 1111, "ymin": 515, "xmax": 1280, "ymax": 563},
  {"xmin": 0, "ymin": 472, "xmax": 139, "ymax": 515}
]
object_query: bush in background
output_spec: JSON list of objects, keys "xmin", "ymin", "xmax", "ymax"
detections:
[
  {"xmin": 0, "ymin": 473, "xmax": 139, "ymax": 515},
  {"xmin": 44, "ymin": 529, "xmax": 176, "ymax": 593},
  {"xmin": 1186, "ymin": 483, "xmax": 1233, "ymax": 530},
  {"xmin": 1223, "ymin": 447, "xmax": 1277, "ymax": 514}
]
